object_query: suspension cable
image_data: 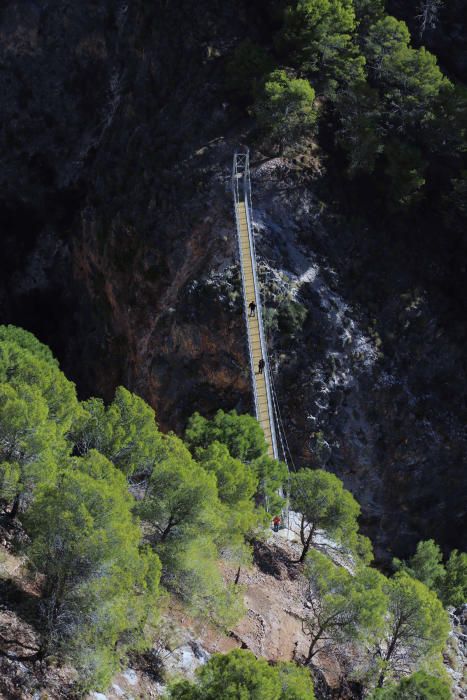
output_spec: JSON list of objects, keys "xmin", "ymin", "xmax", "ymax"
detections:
[{"xmin": 248, "ymin": 157, "xmax": 321, "ymax": 538}]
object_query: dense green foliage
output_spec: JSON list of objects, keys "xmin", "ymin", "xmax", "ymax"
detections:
[
  {"xmin": 303, "ymin": 550, "xmax": 387, "ymax": 661},
  {"xmin": 167, "ymin": 649, "xmax": 315, "ymax": 700},
  {"xmin": 277, "ymin": 0, "xmax": 365, "ymax": 94},
  {"xmin": 304, "ymin": 551, "xmax": 450, "ymax": 687},
  {"xmin": 336, "ymin": 13, "xmax": 452, "ymax": 206},
  {"xmin": 137, "ymin": 433, "xmax": 218, "ymax": 546},
  {"xmin": 25, "ymin": 451, "xmax": 161, "ymax": 690},
  {"xmin": 252, "ymin": 454, "xmax": 288, "ymax": 513},
  {"xmin": 0, "ymin": 326, "xmax": 459, "ymax": 695},
  {"xmin": 0, "ymin": 327, "xmax": 268, "ymax": 688},
  {"xmin": 186, "ymin": 409, "xmax": 267, "ymax": 461},
  {"xmin": 0, "ymin": 325, "xmax": 79, "ymax": 517},
  {"xmin": 394, "ymin": 539, "xmax": 445, "ymax": 591},
  {"xmin": 352, "ymin": 0, "xmax": 384, "ymax": 26},
  {"xmin": 441, "ymin": 549, "xmax": 467, "ymax": 609},
  {"xmin": 394, "ymin": 539, "xmax": 467, "ymax": 608},
  {"xmin": 226, "ymin": 0, "xmax": 467, "ymax": 230},
  {"xmin": 254, "ymin": 70, "xmax": 318, "ymax": 152},
  {"xmin": 186, "ymin": 409, "xmax": 288, "ymax": 512},
  {"xmin": 371, "ymin": 671, "xmax": 451, "ymax": 700},
  {"xmin": 373, "ymin": 573, "xmax": 449, "ymax": 687},
  {"xmin": 289, "ymin": 468, "xmax": 371, "ymax": 562},
  {"xmin": 0, "ymin": 325, "xmax": 78, "ymax": 431},
  {"xmin": 302, "ymin": 552, "xmax": 451, "ymax": 688},
  {"xmin": 70, "ymin": 387, "xmax": 162, "ymax": 476},
  {"xmin": 136, "ymin": 433, "xmax": 247, "ymax": 627},
  {"xmin": 0, "ymin": 326, "xmax": 164, "ymax": 691}
]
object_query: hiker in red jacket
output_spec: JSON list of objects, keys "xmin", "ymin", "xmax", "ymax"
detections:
[{"xmin": 273, "ymin": 515, "xmax": 281, "ymax": 532}]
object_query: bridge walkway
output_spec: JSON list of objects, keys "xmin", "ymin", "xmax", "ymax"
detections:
[{"xmin": 232, "ymin": 152, "xmax": 278, "ymax": 460}]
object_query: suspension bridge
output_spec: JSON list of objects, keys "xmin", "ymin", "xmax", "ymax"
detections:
[{"xmin": 232, "ymin": 150, "xmax": 281, "ymax": 462}]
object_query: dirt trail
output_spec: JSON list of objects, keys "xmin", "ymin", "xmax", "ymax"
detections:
[{"xmin": 231, "ymin": 536, "xmax": 311, "ymax": 662}]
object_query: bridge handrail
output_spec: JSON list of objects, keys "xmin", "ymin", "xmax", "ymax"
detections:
[
  {"xmin": 232, "ymin": 153, "xmax": 260, "ymax": 421},
  {"xmin": 232, "ymin": 149, "xmax": 279, "ymax": 460}
]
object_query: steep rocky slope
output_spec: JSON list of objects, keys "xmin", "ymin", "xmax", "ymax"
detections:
[
  {"xmin": 2, "ymin": 530, "xmax": 465, "ymax": 700},
  {"xmin": 0, "ymin": 0, "xmax": 254, "ymax": 418},
  {"xmin": 249, "ymin": 158, "xmax": 467, "ymax": 560},
  {"xmin": 0, "ymin": 0, "xmax": 466, "ymax": 559},
  {"xmin": 0, "ymin": 532, "xmax": 345, "ymax": 699}
]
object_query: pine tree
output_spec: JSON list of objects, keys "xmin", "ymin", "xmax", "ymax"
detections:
[
  {"xmin": 254, "ymin": 70, "xmax": 318, "ymax": 153},
  {"xmin": 289, "ymin": 468, "xmax": 366, "ymax": 562},
  {"xmin": 374, "ymin": 573, "xmax": 449, "ymax": 687},
  {"xmin": 24, "ymin": 450, "xmax": 161, "ymax": 690},
  {"xmin": 303, "ymin": 551, "xmax": 387, "ymax": 662},
  {"xmin": 168, "ymin": 649, "xmax": 315, "ymax": 700}
]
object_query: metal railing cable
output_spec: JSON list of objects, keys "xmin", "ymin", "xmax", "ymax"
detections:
[
  {"xmin": 232, "ymin": 149, "xmax": 279, "ymax": 460},
  {"xmin": 233, "ymin": 149, "xmax": 319, "ymax": 537},
  {"xmin": 245, "ymin": 159, "xmax": 324, "ymax": 537},
  {"xmin": 257, "ymin": 275, "xmax": 295, "ymax": 530},
  {"xmin": 242, "ymin": 154, "xmax": 296, "ymax": 533},
  {"xmin": 232, "ymin": 153, "xmax": 260, "ymax": 422},
  {"xmin": 242, "ymin": 157, "xmax": 292, "ymax": 472},
  {"xmin": 243, "ymin": 158, "xmax": 279, "ymax": 460}
]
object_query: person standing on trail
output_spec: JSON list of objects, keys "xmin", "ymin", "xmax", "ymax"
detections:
[
  {"xmin": 258, "ymin": 358, "xmax": 265, "ymax": 374},
  {"xmin": 249, "ymin": 301, "xmax": 256, "ymax": 317},
  {"xmin": 273, "ymin": 515, "xmax": 281, "ymax": 532}
]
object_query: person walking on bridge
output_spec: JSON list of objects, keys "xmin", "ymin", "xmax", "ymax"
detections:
[
  {"xmin": 249, "ymin": 301, "xmax": 256, "ymax": 317},
  {"xmin": 258, "ymin": 358, "xmax": 265, "ymax": 374}
]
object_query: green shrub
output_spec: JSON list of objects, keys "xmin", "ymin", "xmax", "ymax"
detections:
[
  {"xmin": 254, "ymin": 70, "xmax": 318, "ymax": 153},
  {"xmin": 278, "ymin": 299, "xmax": 307, "ymax": 336},
  {"xmin": 167, "ymin": 649, "xmax": 315, "ymax": 699},
  {"xmin": 371, "ymin": 671, "xmax": 451, "ymax": 699}
]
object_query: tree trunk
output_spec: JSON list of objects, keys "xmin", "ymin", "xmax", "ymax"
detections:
[
  {"xmin": 306, "ymin": 639, "xmax": 317, "ymax": 664},
  {"xmin": 159, "ymin": 516, "xmax": 174, "ymax": 542},
  {"xmin": 377, "ymin": 623, "xmax": 400, "ymax": 687},
  {"xmin": 9, "ymin": 494, "xmax": 20, "ymax": 519},
  {"xmin": 417, "ymin": 0, "xmax": 443, "ymax": 38},
  {"xmin": 305, "ymin": 628, "xmax": 322, "ymax": 664},
  {"xmin": 299, "ymin": 525, "xmax": 315, "ymax": 563},
  {"xmin": 300, "ymin": 515, "xmax": 306, "ymax": 546}
]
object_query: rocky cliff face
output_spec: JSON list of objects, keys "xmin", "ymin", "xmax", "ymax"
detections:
[
  {"xmin": 0, "ymin": 0, "xmax": 256, "ymax": 422},
  {"xmin": 0, "ymin": 0, "xmax": 465, "ymax": 559},
  {"xmin": 248, "ymin": 159, "xmax": 466, "ymax": 560}
]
